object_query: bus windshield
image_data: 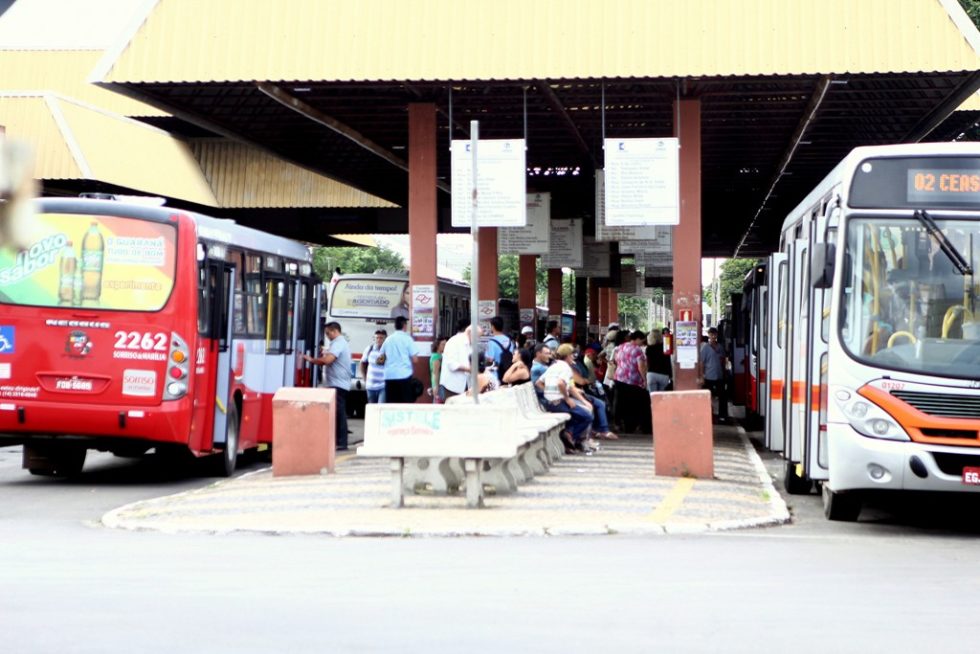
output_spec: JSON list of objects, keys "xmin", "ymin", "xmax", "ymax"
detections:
[
  {"xmin": 839, "ymin": 215, "xmax": 980, "ymax": 379},
  {"xmin": 0, "ymin": 212, "xmax": 177, "ymax": 311}
]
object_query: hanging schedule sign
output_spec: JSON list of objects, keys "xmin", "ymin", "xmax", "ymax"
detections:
[
  {"xmin": 451, "ymin": 139, "xmax": 527, "ymax": 228},
  {"xmin": 540, "ymin": 219, "xmax": 583, "ymax": 268},
  {"xmin": 603, "ymin": 138, "xmax": 680, "ymax": 226},
  {"xmin": 498, "ymin": 193, "xmax": 551, "ymax": 254}
]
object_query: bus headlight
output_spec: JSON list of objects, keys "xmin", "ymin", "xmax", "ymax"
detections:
[{"xmin": 831, "ymin": 386, "xmax": 909, "ymax": 441}]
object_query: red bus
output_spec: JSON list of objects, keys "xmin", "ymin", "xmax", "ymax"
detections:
[{"xmin": 0, "ymin": 197, "xmax": 323, "ymax": 477}]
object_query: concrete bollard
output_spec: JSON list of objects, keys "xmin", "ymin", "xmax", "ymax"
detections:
[
  {"xmin": 272, "ymin": 387, "xmax": 336, "ymax": 476},
  {"xmin": 651, "ymin": 390, "xmax": 714, "ymax": 479}
]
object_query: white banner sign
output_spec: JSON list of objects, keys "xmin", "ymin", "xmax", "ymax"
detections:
[
  {"xmin": 603, "ymin": 138, "xmax": 680, "ymax": 226},
  {"xmin": 540, "ymin": 219, "xmax": 583, "ymax": 268},
  {"xmin": 576, "ymin": 238, "xmax": 611, "ymax": 278},
  {"xmin": 451, "ymin": 139, "xmax": 527, "ymax": 228},
  {"xmin": 498, "ymin": 193, "xmax": 551, "ymax": 254},
  {"xmin": 411, "ymin": 284, "xmax": 435, "ymax": 339}
]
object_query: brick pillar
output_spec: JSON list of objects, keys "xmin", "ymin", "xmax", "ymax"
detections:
[
  {"xmin": 673, "ymin": 98, "xmax": 702, "ymax": 391},
  {"xmin": 518, "ymin": 255, "xmax": 536, "ymax": 313},
  {"xmin": 588, "ymin": 280, "xmax": 599, "ymax": 332},
  {"xmin": 547, "ymin": 268, "xmax": 562, "ymax": 315},
  {"xmin": 408, "ymin": 103, "xmax": 438, "ymax": 397},
  {"xmin": 478, "ymin": 227, "xmax": 498, "ymax": 305},
  {"xmin": 598, "ymin": 286, "xmax": 609, "ymax": 328},
  {"xmin": 608, "ymin": 290, "xmax": 619, "ymax": 326}
]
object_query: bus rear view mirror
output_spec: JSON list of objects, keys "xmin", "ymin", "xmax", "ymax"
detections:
[{"xmin": 811, "ymin": 243, "xmax": 836, "ymax": 289}]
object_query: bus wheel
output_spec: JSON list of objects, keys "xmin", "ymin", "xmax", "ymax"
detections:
[
  {"xmin": 213, "ymin": 404, "xmax": 240, "ymax": 478},
  {"xmin": 822, "ymin": 485, "xmax": 862, "ymax": 522},
  {"xmin": 25, "ymin": 443, "xmax": 86, "ymax": 477},
  {"xmin": 783, "ymin": 461, "xmax": 813, "ymax": 495}
]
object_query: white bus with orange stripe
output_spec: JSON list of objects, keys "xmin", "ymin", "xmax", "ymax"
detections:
[{"xmin": 762, "ymin": 142, "xmax": 980, "ymax": 520}]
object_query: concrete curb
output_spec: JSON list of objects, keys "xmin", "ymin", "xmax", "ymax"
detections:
[{"xmin": 101, "ymin": 427, "xmax": 792, "ymax": 538}]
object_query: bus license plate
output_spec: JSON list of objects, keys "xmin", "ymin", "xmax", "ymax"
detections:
[{"xmin": 962, "ymin": 468, "xmax": 980, "ymax": 485}]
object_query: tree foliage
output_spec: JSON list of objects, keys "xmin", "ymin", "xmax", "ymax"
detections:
[
  {"xmin": 463, "ymin": 254, "xmax": 548, "ymax": 301},
  {"xmin": 618, "ymin": 295, "xmax": 650, "ymax": 331},
  {"xmin": 311, "ymin": 245, "xmax": 405, "ymax": 279},
  {"xmin": 703, "ymin": 258, "xmax": 760, "ymax": 312}
]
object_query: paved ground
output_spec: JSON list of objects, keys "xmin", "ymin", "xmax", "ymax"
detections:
[{"xmin": 103, "ymin": 422, "xmax": 789, "ymax": 536}]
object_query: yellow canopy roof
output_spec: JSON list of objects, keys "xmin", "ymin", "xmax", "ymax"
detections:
[
  {"xmin": 97, "ymin": 0, "xmax": 980, "ymax": 84},
  {"xmin": 0, "ymin": 93, "xmax": 217, "ymax": 206},
  {"xmin": 0, "ymin": 50, "xmax": 164, "ymax": 117},
  {"xmin": 192, "ymin": 140, "xmax": 396, "ymax": 209}
]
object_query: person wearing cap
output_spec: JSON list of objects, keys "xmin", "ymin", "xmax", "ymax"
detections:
[{"xmin": 517, "ymin": 325, "xmax": 535, "ymax": 352}]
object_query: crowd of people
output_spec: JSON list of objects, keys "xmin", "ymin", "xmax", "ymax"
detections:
[{"xmin": 310, "ymin": 314, "xmax": 729, "ymax": 454}]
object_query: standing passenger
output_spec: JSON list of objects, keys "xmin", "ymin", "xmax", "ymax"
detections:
[
  {"xmin": 699, "ymin": 326, "xmax": 729, "ymax": 423},
  {"xmin": 429, "ymin": 336, "xmax": 448, "ymax": 403},
  {"xmin": 441, "ymin": 319, "xmax": 476, "ymax": 400},
  {"xmin": 302, "ymin": 321, "xmax": 351, "ymax": 450},
  {"xmin": 378, "ymin": 315, "xmax": 418, "ymax": 403},
  {"xmin": 361, "ymin": 329, "xmax": 387, "ymax": 404}
]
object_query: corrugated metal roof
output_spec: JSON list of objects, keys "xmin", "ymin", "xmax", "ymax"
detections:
[
  {"xmin": 192, "ymin": 140, "xmax": 397, "ymax": 209},
  {"xmin": 98, "ymin": 0, "xmax": 980, "ymax": 84},
  {"xmin": 0, "ymin": 51, "xmax": 164, "ymax": 117},
  {"xmin": 0, "ymin": 94, "xmax": 217, "ymax": 206}
]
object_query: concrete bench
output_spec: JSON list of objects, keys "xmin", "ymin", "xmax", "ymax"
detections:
[{"xmin": 358, "ymin": 402, "xmax": 556, "ymax": 508}]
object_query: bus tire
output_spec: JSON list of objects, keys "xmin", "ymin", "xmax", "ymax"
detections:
[
  {"xmin": 213, "ymin": 404, "xmax": 240, "ymax": 478},
  {"xmin": 822, "ymin": 485, "xmax": 862, "ymax": 522},
  {"xmin": 784, "ymin": 461, "xmax": 813, "ymax": 495}
]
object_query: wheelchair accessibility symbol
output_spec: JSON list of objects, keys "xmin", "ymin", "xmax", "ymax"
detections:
[{"xmin": 0, "ymin": 327, "xmax": 15, "ymax": 354}]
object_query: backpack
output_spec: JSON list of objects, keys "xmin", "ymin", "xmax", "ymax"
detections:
[{"xmin": 491, "ymin": 336, "xmax": 514, "ymax": 383}]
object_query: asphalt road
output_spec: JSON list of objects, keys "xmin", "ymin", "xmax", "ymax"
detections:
[{"xmin": 2, "ymin": 441, "xmax": 980, "ymax": 653}]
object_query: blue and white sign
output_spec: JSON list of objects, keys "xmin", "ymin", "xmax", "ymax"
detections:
[
  {"xmin": 603, "ymin": 138, "xmax": 680, "ymax": 226},
  {"xmin": 0, "ymin": 326, "xmax": 14, "ymax": 354}
]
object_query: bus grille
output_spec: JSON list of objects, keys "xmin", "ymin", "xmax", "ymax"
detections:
[
  {"xmin": 931, "ymin": 452, "xmax": 980, "ymax": 476},
  {"xmin": 891, "ymin": 391, "xmax": 980, "ymax": 419}
]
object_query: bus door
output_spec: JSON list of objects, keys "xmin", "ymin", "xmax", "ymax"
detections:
[
  {"xmin": 208, "ymin": 258, "xmax": 235, "ymax": 446},
  {"xmin": 729, "ymin": 293, "xmax": 747, "ymax": 408},
  {"xmin": 754, "ymin": 282, "xmax": 768, "ymax": 419},
  {"xmin": 294, "ymin": 276, "xmax": 321, "ymax": 387},
  {"xmin": 765, "ymin": 252, "xmax": 787, "ymax": 452},
  {"xmin": 785, "ymin": 238, "xmax": 809, "ymax": 466},
  {"xmin": 804, "ymin": 215, "xmax": 837, "ymax": 482}
]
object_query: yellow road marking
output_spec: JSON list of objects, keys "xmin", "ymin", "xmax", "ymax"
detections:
[{"xmin": 648, "ymin": 477, "xmax": 696, "ymax": 523}]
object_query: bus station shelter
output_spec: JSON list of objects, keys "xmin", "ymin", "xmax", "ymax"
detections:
[{"xmin": 89, "ymin": 0, "xmax": 980, "ymax": 390}]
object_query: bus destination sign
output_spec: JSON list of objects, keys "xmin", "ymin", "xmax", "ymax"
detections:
[{"xmin": 908, "ymin": 169, "xmax": 980, "ymax": 203}]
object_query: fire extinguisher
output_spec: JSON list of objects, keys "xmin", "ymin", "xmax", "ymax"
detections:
[{"xmin": 663, "ymin": 329, "xmax": 673, "ymax": 356}]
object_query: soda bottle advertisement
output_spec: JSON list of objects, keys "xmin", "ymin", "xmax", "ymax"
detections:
[{"xmin": 0, "ymin": 213, "xmax": 176, "ymax": 311}]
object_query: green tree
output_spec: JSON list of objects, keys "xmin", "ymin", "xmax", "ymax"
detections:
[
  {"xmin": 703, "ymin": 258, "xmax": 760, "ymax": 312},
  {"xmin": 463, "ymin": 254, "xmax": 547, "ymax": 301},
  {"xmin": 312, "ymin": 245, "xmax": 405, "ymax": 279},
  {"xmin": 618, "ymin": 295, "xmax": 650, "ymax": 331}
]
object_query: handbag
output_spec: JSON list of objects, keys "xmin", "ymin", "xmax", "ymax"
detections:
[{"xmin": 410, "ymin": 377, "xmax": 425, "ymax": 399}]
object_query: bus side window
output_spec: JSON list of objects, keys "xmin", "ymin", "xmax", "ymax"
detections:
[
  {"xmin": 265, "ymin": 278, "xmax": 285, "ymax": 354},
  {"xmin": 244, "ymin": 255, "xmax": 265, "ymax": 337},
  {"xmin": 197, "ymin": 263, "xmax": 211, "ymax": 336},
  {"xmin": 230, "ymin": 250, "xmax": 246, "ymax": 336}
]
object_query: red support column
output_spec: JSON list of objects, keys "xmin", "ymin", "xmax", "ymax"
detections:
[
  {"xmin": 518, "ymin": 255, "xmax": 536, "ymax": 313},
  {"xmin": 478, "ymin": 227, "xmax": 498, "ymax": 305},
  {"xmin": 408, "ymin": 103, "xmax": 438, "ymax": 396},
  {"xmin": 547, "ymin": 268, "xmax": 562, "ymax": 316},
  {"xmin": 673, "ymin": 98, "xmax": 702, "ymax": 391},
  {"xmin": 588, "ymin": 280, "xmax": 599, "ymax": 332},
  {"xmin": 598, "ymin": 286, "xmax": 609, "ymax": 328},
  {"xmin": 608, "ymin": 290, "xmax": 619, "ymax": 326}
]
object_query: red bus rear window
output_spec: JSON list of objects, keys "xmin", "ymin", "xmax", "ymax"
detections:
[{"xmin": 0, "ymin": 213, "xmax": 176, "ymax": 311}]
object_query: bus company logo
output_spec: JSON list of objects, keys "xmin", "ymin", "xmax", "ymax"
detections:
[
  {"xmin": 0, "ymin": 326, "xmax": 14, "ymax": 354},
  {"xmin": 122, "ymin": 369, "xmax": 156, "ymax": 397},
  {"xmin": 65, "ymin": 331, "xmax": 93, "ymax": 358}
]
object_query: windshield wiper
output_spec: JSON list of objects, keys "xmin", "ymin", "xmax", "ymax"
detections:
[{"xmin": 913, "ymin": 209, "xmax": 973, "ymax": 276}]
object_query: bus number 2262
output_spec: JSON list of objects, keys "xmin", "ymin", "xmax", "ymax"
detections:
[{"xmin": 113, "ymin": 331, "xmax": 168, "ymax": 351}]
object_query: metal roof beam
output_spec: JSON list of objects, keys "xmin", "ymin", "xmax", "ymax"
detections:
[
  {"xmin": 904, "ymin": 70, "xmax": 980, "ymax": 142},
  {"xmin": 535, "ymin": 82, "xmax": 598, "ymax": 169},
  {"xmin": 257, "ymin": 82, "xmax": 450, "ymax": 193}
]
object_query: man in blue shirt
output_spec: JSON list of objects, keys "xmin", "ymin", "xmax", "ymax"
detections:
[
  {"xmin": 303, "ymin": 321, "xmax": 352, "ymax": 450},
  {"xmin": 379, "ymin": 315, "xmax": 418, "ymax": 403}
]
